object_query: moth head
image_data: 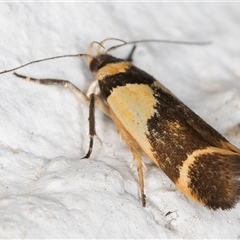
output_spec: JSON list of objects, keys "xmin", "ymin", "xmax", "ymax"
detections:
[{"xmin": 87, "ymin": 38, "xmax": 127, "ymax": 73}]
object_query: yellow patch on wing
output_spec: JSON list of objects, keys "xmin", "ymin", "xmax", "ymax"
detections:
[
  {"xmin": 107, "ymin": 83, "xmax": 159, "ymax": 165},
  {"xmin": 96, "ymin": 62, "xmax": 130, "ymax": 81}
]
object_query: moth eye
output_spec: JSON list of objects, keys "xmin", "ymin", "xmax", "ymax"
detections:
[{"xmin": 89, "ymin": 58, "xmax": 99, "ymax": 72}]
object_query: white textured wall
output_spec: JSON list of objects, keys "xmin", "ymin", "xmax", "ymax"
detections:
[{"xmin": 0, "ymin": 2, "xmax": 240, "ymax": 238}]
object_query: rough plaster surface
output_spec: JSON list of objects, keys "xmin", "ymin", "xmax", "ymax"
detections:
[{"xmin": 0, "ymin": 2, "xmax": 240, "ymax": 238}]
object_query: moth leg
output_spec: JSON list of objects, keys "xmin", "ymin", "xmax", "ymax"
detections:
[
  {"xmin": 14, "ymin": 72, "xmax": 90, "ymax": 103},
  {"xmin": 14, "ymin": 72, "xmax": 110, "ymax": 158},
  {"xmin": 84, "ymin": 81, "xmax": 113, "ymax": 157},
  {"xmin": 86, "ymin": 80, "xmax": 110, "ymax": 117},
  {"xmin": 128, "ymin": 146, "xmax": 146, "ymax": 206},
  {"xmin": 130, "ymin": 158, "xmax": 148, "ymax": 171},
  {"xmin": 83, "ymin": 93, "xmax": 96, "ymax": 158},
  {"xmin": 109, "ymin": 110, "xmax": 146, "ymax": 206},
  {"xmin": 129, "ymin": 153, "xmax": 146, "ymax": 206},
  {"xmin": 125, "ymin": 45, "xmax": 136, "ymax": 62},
  {"xmin": 13, "ymin": 72, "xmax": 110, "ymax": 116},
  {"xmin": 135, "ymin": 154, "xmax": 146, "ymax": 207}
]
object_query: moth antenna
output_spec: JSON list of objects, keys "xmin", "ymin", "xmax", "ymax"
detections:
[
  {"xmin": 97, "ymin": 38, "xmax": 126, "ymax": 55},
  {"xmin": 106, "ymin": 39, "xmax": 212, "ymax": 53},
  {"xmin": 87, "ymin": 41, "xmax": 105, "ymax": 66},
  {"xmin": 89, "ymin": 38, "xmax": 127, "ymax": 58},
  {"xmin": 100, "ymin": 37, "xmax": 126, "ymax": 44},
  {"xmin": 98, "ymin": 38, "xmax": 126, "ymax": 54},
  {"xmin": 0, "ymin": 53, "xmax": 90, "ymax": 75}
]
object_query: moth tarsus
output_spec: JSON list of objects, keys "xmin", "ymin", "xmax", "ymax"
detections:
[{"xmin": 2, "ymin": 38, "xmax": 240, "ymax": 210}]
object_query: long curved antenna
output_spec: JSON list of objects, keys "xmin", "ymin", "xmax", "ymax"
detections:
[
  {"xmin": 87, "ymin": 41, "xmax": 105, "ymax": 66},
  {"xmin": 0, "ymin": 53, "xmax": 90, "ymax": 75},
  {"xmin": 106, "ymin": 39, "xmax": 212, "ymax": 53},
  {"xmin": 97, "ymin": 38, "xmax": 126, "ymax": 54}
]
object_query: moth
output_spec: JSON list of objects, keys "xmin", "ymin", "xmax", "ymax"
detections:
[{"xmin": 1, "ymin": 38, "xmax": 240, "ymax": 210}]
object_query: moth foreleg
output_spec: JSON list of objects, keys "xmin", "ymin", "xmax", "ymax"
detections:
[
  {"xmin": 13, "ymin": 72, "xmax": 90, "ymax": 106},
  {"xmin": 13, "ymin": 72, "xmax": 110, "ymax": 117},
  {"xmin": 14, "ymin": 72, "xmax": 111, "ymax": 158}
]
